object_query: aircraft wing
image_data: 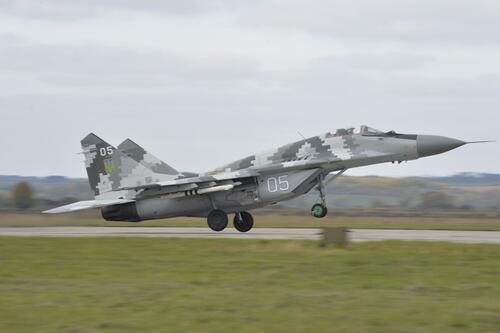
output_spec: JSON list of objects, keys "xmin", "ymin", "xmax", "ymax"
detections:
[
  {"xmin": 43, "ymin": 199, "xmax": 135, "ymax": 214},
  {"xmin": 117, "ymin": 169, "xmax": 260, "ymax": 191},
  {"xmin": 44, "ymin": 171, "xmax": 258, "ymax": 214}
]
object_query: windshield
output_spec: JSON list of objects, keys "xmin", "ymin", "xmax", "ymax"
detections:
[
  {"xmin": 326, "ymin": 127, "xmax": 356, "ymax": 138},
  {"xmin": 360, "ymin": 126, "xmax": 384, "ymax": 136}
]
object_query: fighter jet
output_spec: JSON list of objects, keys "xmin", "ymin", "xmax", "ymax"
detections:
[{"xmin": 44, "ymin": 126, "xmax": 489, "ymax": 232}]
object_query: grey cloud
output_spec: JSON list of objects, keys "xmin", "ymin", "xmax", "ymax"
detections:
[
  {"xmin": 240, "ymin": 0, "xmax": 500, "ymax": 45},
  {"xmin": 0, "ymin": 41, "xmax": 260, "ymax": 93},
  {"xmin": 1, "ymin": 36, "xmax": 497, "ymax": 107},
  {"xmin": 0, "ymin": 0, "xmax": 258, "ymax": 20},
  {"xmin": 279, "ymin": 58, "xmax": 500, "ymax": 109},
  {"xmin": 3, "ymin": 1, "xmax": 499, "ymax": 45},
  {"xmin": 2, "ymin": 1, "xmax": 500, "ymax": 45},
  {"xmin": 0, "ymin": 32, "xmax": 23, "ymax": 45},
  {"xmin": 393, "ymin": 75, "xmax": 500, "ymax": 100},
  {"xmin": 306, "ymin": 54, "xmax": 435, "ymax": 77}
]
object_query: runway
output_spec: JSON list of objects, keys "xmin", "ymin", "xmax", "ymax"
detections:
[{"xmin": 0, "ymin": 227, "xmax": 500, "ymax": 244}]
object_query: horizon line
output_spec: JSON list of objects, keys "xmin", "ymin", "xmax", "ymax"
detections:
[{"xmin": 1, "ymin": 172, "xmax": 498, "ymax": 179}]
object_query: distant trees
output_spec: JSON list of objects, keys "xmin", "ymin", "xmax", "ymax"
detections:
[
  {"xmin": 417, "ymin": 191, "xmax": 455, "ymax": 210},
  {"xmin": 371, "ymin": 199, "xmax": 389, "ymax": 208},
  {"xmin": 0, "ymin": 194, "xmax": 7, "ymax": 208},
  {"xmin": 12, "ymin": 182, "xmax": 34, "ymax": 210}
]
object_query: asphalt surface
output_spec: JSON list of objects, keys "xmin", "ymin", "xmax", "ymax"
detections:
[{"xmin": 0, "ymin": 227, "xmax": 499, "ymax": 244}]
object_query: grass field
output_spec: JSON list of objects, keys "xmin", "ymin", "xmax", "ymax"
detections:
[
  {"xmin": 2, "ymin": 213, "xmax": 500, "ymax": 231},
  {"xmin": 1, "ymin": 238, "xmax": 499, "ymax": 332}
]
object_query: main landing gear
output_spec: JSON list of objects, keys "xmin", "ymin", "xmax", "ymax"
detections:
[
  {"xmin": 233, "ymin": 212, "xmax": 254, "ymax": 233},
  {"xmin": 207, "ymin": 210, "xmax": 254, "ymax": 232},
  {"xmin": 311, "ymin": 169, "xmax": 346, "ymax": 219},
  {"xmin": 207, "ymin": 209, "xmax": 228, "ymax": 232}
]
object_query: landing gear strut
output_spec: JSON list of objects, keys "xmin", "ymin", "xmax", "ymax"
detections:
[
  {"xmin": 311, "ymin": 173, "xmax": 328, "ymax": 218},
  {"xmin": 234, "ymin": 212, "xmax": 254, "ymax": 232},
  {"xmin": 311, "ymin": 169, "xmax": 346, "ymax": 219},
  {"xmin": 207, "ymin": 209, "xmax": 228, "ymax": 232}
]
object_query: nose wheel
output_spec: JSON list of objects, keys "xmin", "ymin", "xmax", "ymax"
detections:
[
  {"xmin": 234, "ymin": 212, "xmax": 254, "ymax": 232},
  {"xmin": 311, "ymin": 204, "xmax": 328, "ymax": 218}
]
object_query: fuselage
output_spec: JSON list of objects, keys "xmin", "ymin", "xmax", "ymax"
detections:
[{"xmin": 102, "ymin": 126, "xmax": 466, "ymax": 222}]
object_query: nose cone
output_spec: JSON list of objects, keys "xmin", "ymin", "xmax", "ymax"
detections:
[{"xmin": 417, "ymin": 135, "xmax": 466, "ymax": 157}]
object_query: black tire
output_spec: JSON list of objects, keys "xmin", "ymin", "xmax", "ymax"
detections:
[
  {"xmin": 207, "ymin": 210, "xmax": 228, "ymax": 232},
  {"xmin": 233, "ymin": 212, "xmax": 254, "ymax": 232},
  {"xmin": 311, "ymin": 204, "xmax": 328, "ymax": 218}
]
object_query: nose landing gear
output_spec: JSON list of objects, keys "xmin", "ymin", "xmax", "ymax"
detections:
[
  {"xmin": 311, "ymin": 175, "xmax": 328, "ymax": 218},
  {"xmin": 311, "ymin": 169, "xmax": 346, "ymax": 219}
]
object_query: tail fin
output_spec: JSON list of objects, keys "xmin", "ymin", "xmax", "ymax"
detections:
[
  {"xmin": 81, "ymin": 133, "xmax": 169, "ymax": 197},
  {"xmin": 118, "ymin": 139, "xmax": 179, "ymax": 176}
]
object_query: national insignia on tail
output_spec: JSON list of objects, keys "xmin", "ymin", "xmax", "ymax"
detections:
[{"xmin": 103, "ymin": 158, "xmax": 115, "ymax": 174}]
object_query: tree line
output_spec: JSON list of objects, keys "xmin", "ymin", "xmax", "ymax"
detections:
[{"xmin": 0, "ymin": 181, "xmax": 483, "ymax": 212}]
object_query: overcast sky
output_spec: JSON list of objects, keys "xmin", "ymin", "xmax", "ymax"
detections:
[{"xmin": 0, "ymin": 0, "xmax": 499, "ymax": 178}]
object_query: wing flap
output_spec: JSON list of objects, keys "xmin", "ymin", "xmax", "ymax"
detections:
[{"xmin": 43, "ymin": 199, "xmax": 135, "ymax": 214}]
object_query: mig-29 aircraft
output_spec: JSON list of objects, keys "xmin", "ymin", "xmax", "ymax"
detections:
[{"xmin": 45, "ymin": 126, "xmax": 488, "ymax": 232}]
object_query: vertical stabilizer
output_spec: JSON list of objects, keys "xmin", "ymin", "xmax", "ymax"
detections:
[
  {"xmin": 118, "ymin": 139, "xmax": 180, "ymax": 176},
  {"xmin": 81, "ymin": 133, "xmax": 170, "ymax": 197}
]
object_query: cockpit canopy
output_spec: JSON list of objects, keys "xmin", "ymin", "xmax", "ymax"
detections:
[
  {"xmin": 360, "ymin": 126, "xmax": 384, "ymax": 136},
  {"xmin": 327, "ymin": 126, "xmax": 407, "ymax": 138},
  {"xmin": 359, "ymin": 125, "xmax": 417, "ymax": 139}
]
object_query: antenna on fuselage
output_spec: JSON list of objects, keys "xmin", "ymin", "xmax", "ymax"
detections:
[{"xmin": 297, "ymin": 131, "xmax": 306, "ymax": 140}]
